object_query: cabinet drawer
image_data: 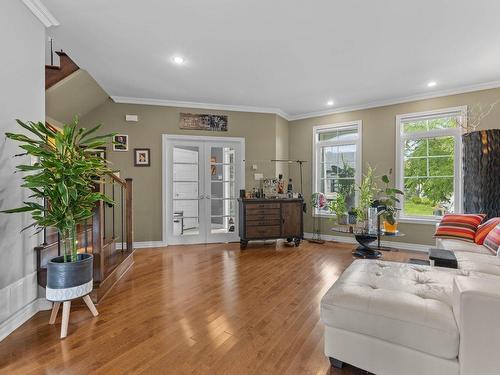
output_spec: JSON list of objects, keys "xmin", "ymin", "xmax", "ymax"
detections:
[
  {"xmin": 246, "ymin": 225, "xmax": 280, "ymax": 238},
  {"xmin": 245, "ymin": 208, "xmax": 280, "ymax": 217},
  {"xmin": 247, "ymin": 203, "xmax": 280, "ymax": 210},
  {"xmin": 246, "ymin": 213, "xmax": 280, "ymax": 221},
  {"xmin": 246, "ymin": 219, "xmax": 281, "ymax": 226}
]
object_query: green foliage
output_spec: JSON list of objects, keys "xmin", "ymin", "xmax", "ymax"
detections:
[
  {"xmin": 328, "ymin": 192, "xmax": 347, "ymax": 220},
  {"xmin": 355, "ymin": 166, "xmax": 376, "ymax": 221},
  {"xmin": 378, "ymin": 171, "xmax": 404, "ymax": 225},
  {"xmin": 403, "ymin": 135, "xmax": 454, "ymax": 208},
  {"xmin": 2, "ymin": 119, "xmax": 115, "ymax": 262}
]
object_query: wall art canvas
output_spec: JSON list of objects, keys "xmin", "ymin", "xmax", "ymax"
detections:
[{"xmin": 179, "ymin": 113, "xmax": 228, "ymax": 132}]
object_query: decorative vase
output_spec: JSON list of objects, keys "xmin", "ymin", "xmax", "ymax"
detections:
[
  {"xmin": 383, "ymin": 221, "xmax": 398, "ymax": 233},
  {"xmin": 462, "ymin": 129, "xmax": 500, "ymax": 218},
  {"xmin": 46, "ymin": 253, "xmax": 93, "ymax": 302}
]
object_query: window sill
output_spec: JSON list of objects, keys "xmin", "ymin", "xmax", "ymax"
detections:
[{"xmin": 398, "ymin": 217, "xmax": 441, "ymax": 225}]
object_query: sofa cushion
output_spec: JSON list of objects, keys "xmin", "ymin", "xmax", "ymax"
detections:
[
  {"xmin": 321, "ymin": 260, "xmax": 461, "ymax": 359},
  {"xmin": 436, "ymin": 238, "xmax": 492, "ymax": 255},
  {"xmin": 484, "ymin": 224, "xmax": 500, "ymax": 255},
  {"xmin": 475, "ymin": 218, "xmax": 500, "ymax": 245},
  {"xmin": 454, "ymin": 251, "xmax": 500, "ymax": 276},
  {"xmin": 434, "ymin": 214, "xmax": 485, "ymax": 242}
]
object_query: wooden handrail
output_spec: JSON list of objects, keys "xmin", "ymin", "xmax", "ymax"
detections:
[{"xmin": 107, "ymin": 172, "xmax": 126, "ymax": 186}]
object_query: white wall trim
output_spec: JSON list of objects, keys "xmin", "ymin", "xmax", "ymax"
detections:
[
  {"xmin": 112, "ymin": 80, "xmax": 500, "ymax": 122},
  {"xmin": 304, "ymin": 232, "xmax": 430, "ymax": 252},
  {"xmin": 111, "ymin": 96, "xmax": 291, "ymax": 121},
  {"xmin": 288, "ymin": 80, "xmax": 500, "ymax": 121},
  {"xmin": 0, "ymin": 298, "xmax": 52, "ymax": 342},
  {"xmin": 22, "ymin": 0, "xmax": 59, "ymax": 27},
  {"xmin": 115, "ymin": 241, "xmax": 167, "ymax": 249}
]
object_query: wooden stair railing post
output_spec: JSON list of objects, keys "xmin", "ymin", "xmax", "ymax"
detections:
[
  {"xmin": 92, "ymin": 184, "xmax": 105, "ymax": 283},
  {"xmin": 125, "ymin": 178, "xmax": 134, "ymax": 251}
]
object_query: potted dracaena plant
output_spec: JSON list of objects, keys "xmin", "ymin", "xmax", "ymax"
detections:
[{"xmin": 2, "ymin": 119, "xmax": 115, "ymax": 302}]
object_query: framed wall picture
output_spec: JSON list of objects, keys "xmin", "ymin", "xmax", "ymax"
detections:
[
  {"xmin": 134, "ymin": 148, "xmax": 151, "ymax": 167},
  {"xmin": 113, "ymin": 134, "xmax": 128, "ymax": 151},
  {"xmin": 179, "ymin": 113, "xmax": 228, "ymax": 131}
]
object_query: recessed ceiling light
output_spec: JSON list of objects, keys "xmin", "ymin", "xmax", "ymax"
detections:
[
  {"xmin": 427, "ymin": 81, "xmax": 437, "ymax": 87},
  {"xmin": 327, "ymin": 100, "xmax": 334, "ymax": 106},
  {"xmin": 172, "ymin": 56, "xmax": 185, "ymax": 65}
]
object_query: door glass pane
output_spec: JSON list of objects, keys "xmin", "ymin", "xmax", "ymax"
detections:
[
  {"xmin": 173, "ymin": 145, "xmax": 200, "ymax": 236},
  {"xmin": 210, "ymin": 146, "xmax": 237, "ymax": 234}
]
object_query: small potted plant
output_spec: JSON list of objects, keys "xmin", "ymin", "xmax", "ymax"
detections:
[
  {"xmin": 328, "ymin": 192, "xmax": 348, "ymax": 225},
  {"xmin": 2, "ymin": 120, "xmax": 114, "ymax": 305},
  {"xmin": 378, "ymin": 172, "xmax": 404, "ymax": 233},
  {"xmin": 355, "ymin": 166, "xmax": 376, "ymax": 228}
]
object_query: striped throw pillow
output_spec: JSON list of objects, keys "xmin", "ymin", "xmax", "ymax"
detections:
[
  {"xmin": 475, "ymin": 218, "xmax": 500, "ymax": 245},
  {"xmin": 434, "ymin": 214, "xmax": 486, "ymax": 243},
  {"xmin": 484, "ymin": 224, "xmax": 500, "ymax": 255}
]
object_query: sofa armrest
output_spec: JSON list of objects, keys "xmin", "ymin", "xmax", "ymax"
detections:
[{"xmin": 453, "ymin": 276, "xmax": 500, "ymax": 375}]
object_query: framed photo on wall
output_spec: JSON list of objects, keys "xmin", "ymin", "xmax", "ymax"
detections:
[
  {"xmin": 134, "ymin": 148, "xmax": 151, "ymax": 167},
  {"xmin": 113, "ymin": 134, "xmax": 128, "ymax": 151}
]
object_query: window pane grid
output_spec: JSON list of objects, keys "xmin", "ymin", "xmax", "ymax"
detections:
[{"xmin": 399, "ymin": 112, "xmax": 461, "ymax": 218}]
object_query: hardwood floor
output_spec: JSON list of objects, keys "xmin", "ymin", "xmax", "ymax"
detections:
[{"xmin": 0, "ymin": 241, "xmax": 425, "ymax": 375}]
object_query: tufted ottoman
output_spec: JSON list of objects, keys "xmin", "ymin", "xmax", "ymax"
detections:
[{"xmin": 320, "ymin": 259, "xmax": 500, "ymax": 375}]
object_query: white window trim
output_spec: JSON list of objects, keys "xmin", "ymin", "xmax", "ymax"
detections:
[
  {"xmin": 395, "ymin": 106, "xmax": 466, "ymax": 224},
  {"xmin": 312, "ymin": 120, "xmax": 362, "ymax": 217}
]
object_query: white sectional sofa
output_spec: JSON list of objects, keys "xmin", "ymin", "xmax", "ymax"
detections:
[
  {"xmin": 320, "ymin": 259, "xmax": 500, "ymax": 375},
  {"xmin": 435, "ymin": 233, "xmax": 500, "ymax": 275}
]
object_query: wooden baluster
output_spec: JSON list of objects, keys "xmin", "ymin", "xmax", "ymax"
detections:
[
  {"xmin": 103, "ymin": 178, "xmax": 106, "ymax": 240},
  {"xmin": 112, "ymin": 182, "xmax": 115, "ymax": 239},
  {"xmin": 92, "ymin": 190, "xmax": 104, "ymax": 283},
  {"xmin": 57, "ymin": 231, "xmax": 61, "ymax": 256},
  {"xmin": 84, "ymin": 219, "xmax": 88, "ymax": 253},
  {"xmin": 125, "ymin": 178, "xmax": 133, "ymax": 252},
  {"xmin": 121, "ymin": 185, "xmax": 124, "ymax": 251}
]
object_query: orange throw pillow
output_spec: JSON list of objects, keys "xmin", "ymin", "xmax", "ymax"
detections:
[
  {"xmin": 475, "ymin": 218, "xmax": 500, "ymax": 245},
  {"xmin": 434, "ymin": 214, "xmax": 486, "ymax": 243},
  {"xmin": 484, "ymin": 224, "xmax": 500, "ymax": 255}
]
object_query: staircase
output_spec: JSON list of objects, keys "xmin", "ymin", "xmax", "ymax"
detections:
[
  {"xmin": 45, "ymin": 50, "xmax": 79, "ymax": 89},
  {"xmin": 35, "ymin": 174, "xmax": 134, "ymax": 304}
]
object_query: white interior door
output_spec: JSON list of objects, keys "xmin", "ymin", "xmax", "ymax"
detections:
[{"xmin": 165, "ymin": 136, "xmax": 244, "ymax": 245}]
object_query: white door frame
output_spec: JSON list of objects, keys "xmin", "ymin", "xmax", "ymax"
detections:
[{"xmin": 162, "ymin": 134, "xmax": 245, "ymax": 245}]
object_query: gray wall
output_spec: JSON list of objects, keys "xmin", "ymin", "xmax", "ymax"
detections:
[
  {"xmin": 0, "ymin": 0, "xmax": 45, "ymax": 333},
  {"xmin": 80, "ymin": 100, "xmax": 286, "ymax": 242},
  {"xmin": 289, "ymin": 87, "xmax": 500, "ymax": 245}
]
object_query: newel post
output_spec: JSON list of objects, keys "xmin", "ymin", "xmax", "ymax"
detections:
[{"xmin": 125, "ymin": 178, "xmax": 134, "ymax": 251}]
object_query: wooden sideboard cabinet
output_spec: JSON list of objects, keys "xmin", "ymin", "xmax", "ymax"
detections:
[{"xmin": 238, "ymin": 198, "xmax": 304, "ymax": 249}]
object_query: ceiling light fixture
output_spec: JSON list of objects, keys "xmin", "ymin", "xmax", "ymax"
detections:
[
  {"xmin": 427, "ymin": 81, "xmax": 437, "ymax": 88},
  {"xmin": 327, "ymin": 100, "xmax": 334, "ymax": 106},
  {"xmin": 172, "ymin": 55, "xmax": 185, "ymax": 65}
]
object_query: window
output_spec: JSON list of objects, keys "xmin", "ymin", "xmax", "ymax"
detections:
[
  {"xmin": 396, "ymin": 107, "xmax": 465, "ymax": 222},
  {"xmin": 312, "ymin": 121, "xmax": 362, "ymax": 216}
]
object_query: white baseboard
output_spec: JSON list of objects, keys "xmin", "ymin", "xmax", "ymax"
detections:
[
  {"xmin": 304, "ymin": 232, "xmax": 429, "ymax": 252},
  {"xmin": 0, "ymin": 298, "xmax": 52, "ymax": 342},
  {"xmin": 115, "ymin": 241, "xmax": 167, "ymax": 250}
]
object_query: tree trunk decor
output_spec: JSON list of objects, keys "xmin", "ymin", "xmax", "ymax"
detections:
[{"xmin": 463, "ymin": 129, "xmax": 500, "ymax": 218}]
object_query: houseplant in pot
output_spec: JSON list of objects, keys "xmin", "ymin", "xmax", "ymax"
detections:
[
  {"xmin": 2, "ymin": 119, "xmax": 114, "ymax": 308},
  {"xmin": 328, "ymin": 191, "xmax": 348, "ymax": 225},
  {"xmin": 378, "ymin": 172, "xmax": 404, "ymax": 233}
]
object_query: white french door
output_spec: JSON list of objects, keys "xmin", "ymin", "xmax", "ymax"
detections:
[{"xmin": 164, "ymin": 135, "xmax": 244, "ymax": 245}]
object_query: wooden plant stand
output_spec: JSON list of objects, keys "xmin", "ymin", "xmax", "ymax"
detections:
[{"xmin": 49, "ymin": 294, "xmax": 99, "ymax": 338}]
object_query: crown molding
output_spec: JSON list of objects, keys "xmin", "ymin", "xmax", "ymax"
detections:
[
  {"xmin": 288, "ymin": 80, "xmax": 500, "ymax": 121},
  {"xmin": 22, "ymin": 0, "xmax": 59, "ymax": 28},
  {"xmin": 111, "ymin": 80, "xmax": 500, "ymax": 123},
  {"xmin": 111, "ymin": 96, "xmax": 291, "ymax": 120}
]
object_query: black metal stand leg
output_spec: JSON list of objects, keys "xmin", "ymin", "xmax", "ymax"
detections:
[{"xmin": 329, "ymin": 357, "xmax": 344, "ymax": 369}]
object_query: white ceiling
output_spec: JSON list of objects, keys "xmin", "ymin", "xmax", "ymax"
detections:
[{"xmin": 42, "ymin": 0, "xmax": 500, "ymax": 120}]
